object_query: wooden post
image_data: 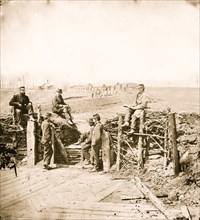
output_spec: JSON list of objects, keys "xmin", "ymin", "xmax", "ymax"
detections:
[
  {"xmin": 27, "ymin": 120, "xmax": 37, "ymax": 166},
  {"xmin": 163, "ymin": 126, "xmax": 168, "ymax": 170},
  {"xmin": 50, "ymin": 129, "xmax": 56, "ymax": 164},
  {"xmin": 138, "ymin": 111, "xmax": 145, "ymax": 168},
  {"xmin": 116, "ymin": 114, "xmax": 122, "ymax": 171},
  {"xmin": 37, "ymin": 105, "xmax": 42, "ymax": 125},
  {"xmin": 168, "ymin": 113, "xmax": 180, "ymax": 176}
]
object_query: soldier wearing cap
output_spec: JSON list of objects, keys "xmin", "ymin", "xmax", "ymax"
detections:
[
  {"xmin": 75, "ymin": 118, "xmax": 95, "ymax": 165},
  {"xmin": 9, "ymin": 86, "xmax": 34, "ymax": 130},
  {"xmin": 52, "ymin": 89, "xmax": 72, "ymax": 120},
  {"xmin": 41, "ymin": 112, "xmax": 54, "ymax": 170}
]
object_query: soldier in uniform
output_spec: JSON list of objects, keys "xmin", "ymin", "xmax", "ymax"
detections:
[
  {"xmin": 41, "ymin": 112, "xmax": 54, "ymax": 170},
  {"xmin": 75, "ymin": 118, "xmax": 95, "ymax": 165},
  {"xmin": 9, "ymin": 86, "xmax": 34, "ymax": 130},
  {"xmin": 122, "ymin": 84, "xmax": 148, "ymax": 134},
  {"xmin": 52, "ymin": 89, "xmax": 73, "ymax": 122},
  {"xmin": 91, "ymin": 113, "xmax": 103, "ymax": 171}
]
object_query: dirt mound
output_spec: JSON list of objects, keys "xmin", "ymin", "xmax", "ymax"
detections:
[{"xmin": 105, "ymin": 111, "xmax": 200, "ymax": 207}]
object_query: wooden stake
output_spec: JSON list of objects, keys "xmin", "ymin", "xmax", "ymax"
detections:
[
  {"xmin": 138, "ymin": 111, "xmax": 145, "ymax": 168},
  {"xmin": 37, "ymin": 105, "xmax": 42, "ymax": 125},
  {"xmin": 50, "ymin": 129, "xmax": 56, "ymax": 164},
  {"xmin": 163, "ymin": 127, "xmax": 168, "ymax": 170},
  {"xmin": 168, "ymin": 113, "xmax": 180, "ymax": 176},
  {"xmin": 116, "ymin": 114, "xmax": 122, "ymax": 171},
  {"xmin": 27, "ymin": 120, "xmax": 37, "ymax": 166}
]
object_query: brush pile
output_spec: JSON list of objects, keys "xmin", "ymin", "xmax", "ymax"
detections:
[
  {"xmin": 104, "ymin": 110, "xmax": 199, "ymax": 170},
  {"xmin": 0, "ymin": 114, "xmax": 81, "ymax": 165}
]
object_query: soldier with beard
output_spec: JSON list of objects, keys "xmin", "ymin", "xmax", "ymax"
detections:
[{"xmin": 9, "ymin": 86, "xmax": 34, "ymax": 130}]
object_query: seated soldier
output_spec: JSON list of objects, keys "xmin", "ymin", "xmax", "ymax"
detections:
[
  {"xmin": 9, "ymin": 86, "xmax": 34, "ymax": 130},
  {"xmin": 122, "ymin": 84, "xmax": 148, "ymax": 135},
  {"xmin": 52, "ymin": 89, "xmax": 73, "ymax": 122},
  {"xmin": 75, "ymin": 118, "xmax": 95, "ymax": 165}
]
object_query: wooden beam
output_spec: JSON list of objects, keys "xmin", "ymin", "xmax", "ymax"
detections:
[
  {"xmin": 133, "ymin": 133, "xmax": 165, "ymax": 139},
  {"xmin": 168, "ymin": 113, "xmax": 180, "ymax": 176},
  {"xmin": 116, "ymin": 114, "xmax": 122, "ymax": 171},
  {"xmin": 132, "ymin": 176, "xmax": 175, "ymax": 220}
]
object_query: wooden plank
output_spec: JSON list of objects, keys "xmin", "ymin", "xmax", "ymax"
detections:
[
  {"xmin": 1, "ymin": 178, "xmax": 49, "ymax": 209},
  {"xmin": 0, "ymin": 171, "xmax": 45, "ymax": 188},
  {"xmin": 1, "ymin": 175, "xmax": 47, "ymax": 196},
  {"xmin": 26, "ymin": 120, "xmax": 37, "ymax": 166},
  {"xmin": 132, "ymin": 177, "xmax": 179, "ymax": 219},
  {"xmin": 87, "ymin": 180, "xmax": 125, "ymax": 202},
  {"xmin": 1, "ymin": 202, "xmax": 167, "ymax": 220}
]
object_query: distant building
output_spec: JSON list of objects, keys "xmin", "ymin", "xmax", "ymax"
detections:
[{"xmin": 38, "ymin": 80, "xmax": 54, "ymax": 90}]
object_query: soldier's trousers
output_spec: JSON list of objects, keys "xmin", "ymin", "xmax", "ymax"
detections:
[
  {"xmin": 43, "ymin": 143, "xmax": 53, "ymax": 166},
  {"xmin": 82, "ymin": 143, "xmax": 91, "ymax": 161},
  {"xmin": 124, "ymin": 108, "xmax": 144, "ymax": 130},
  {"xmin": 92, "ymin": 143, "xmax": 101, "ymax": 170},
  {"xmin": 12, "ymin": 105, "xmax": 34, "ymax": 125},
  {"xmin": 124, "ymin": 108, "xmax": 137, "ymax": 130}
]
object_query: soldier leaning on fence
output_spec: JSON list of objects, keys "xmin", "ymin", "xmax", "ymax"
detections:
[
  {"xmin": 9, "ymin": 86, "xmax": 34, "ymax": 130},
  {"xmin": 52, "ymin": 89, "xmax": 72, "ymax": 121},
  {"xmin": 122, "ymin": 84, "xmax": 148, "ymax": 135},
  {"xmin": 41, "ymin": 112, "xmax": 54, "ymax": 170},
  {"xmin": 91, "ymin": 113, "xmax": 103, "ymax": 172},
  {"xmin": 75, "ymin": 118, "xmax": 95, "ymax": 165}
]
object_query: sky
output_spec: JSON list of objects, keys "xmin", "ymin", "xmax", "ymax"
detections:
[{"xmin": 0, "ymin": 0, "xmax": 199, "ymax": 87}]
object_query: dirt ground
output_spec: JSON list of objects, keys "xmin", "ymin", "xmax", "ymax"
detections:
[{"xmin": 0, "ymin": 87, "xmax": 200, "ymax": 219}]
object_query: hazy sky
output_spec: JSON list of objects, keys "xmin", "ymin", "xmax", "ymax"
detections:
[{"xmin": 1, "ymin": 0, "xmax": 199, "ymax": 87}]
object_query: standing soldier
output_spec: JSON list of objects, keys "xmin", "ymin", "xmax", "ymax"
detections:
[
  {"xmin": 91, "ymin": 113, "xmax": 103, "ymax": 172},
  {"xmin": 9, "ymin": 86, "xmax": 34, "ymax": 130},
  {"xmin": 75, "ymin": 118, "xmax": 95, "ymax": 165},
  {"xmin": 41, "ymin": 112, "xmax": 54, "ymax": 170}
]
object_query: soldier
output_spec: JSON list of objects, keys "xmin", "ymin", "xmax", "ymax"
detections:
[
  {"xmin": 9, "ymin": 86, "xmax": 34, "ymax": 130},
  {"xmin": 41, "ymin": 112, "xmax": 54, "ymax": 170},
  {"xmin": 52, "ymin": 89, "xmax": 73, "ymax": 122},
  {"xmin": 91, "ymin": 113, "xmax": 103, "ymax": 172},
  {"xmin": 122, "ymin": 84, "xmax": 148, "ymax": 135},
  {"xmin": 75, "ymin": 118, "xmax": 95, "ymax": 165}
]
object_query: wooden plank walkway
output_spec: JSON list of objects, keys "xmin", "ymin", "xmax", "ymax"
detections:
[{"xmin": 0, "ymin": 166, "xmax": 199, "ymax": 220}]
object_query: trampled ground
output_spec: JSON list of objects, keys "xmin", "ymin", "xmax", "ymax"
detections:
[{"xmin": 0, "ymin": 86, "xmax": 199, "ymax": 219}]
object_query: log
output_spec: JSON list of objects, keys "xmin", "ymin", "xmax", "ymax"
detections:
[
  {"xmin": 168, "ymin": 113, "xmax": 180, "ymax": 176},
  {"xmin": 132, "ymin": 177, "xmax": 174, "ymax": 220},
  {"xmin": 116, "ymin": 114, "xmax": 122, "ymax": 171}
]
